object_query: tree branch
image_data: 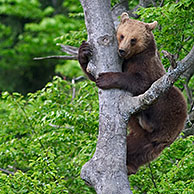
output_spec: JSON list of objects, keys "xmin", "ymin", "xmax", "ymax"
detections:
[
  {"xmin": 33, "ymin": 55, "xmax": 77, "ymax": 60},
  {"xmin": 183, "ymin": 82, "xmax": 193, "ymax": 105},
  {"xmin": 162, "ymin": 50, "xmax": 177, "ymax": 69},
  {"xmin": 127, "ymin": 0, "xmax": 156, "ymax": 18},
  {"xmin": 112, "ymin": 0, "xmax": 157, "ymax": 26},
  {"xmin": 159, "ymin": 0, "xmax": 165, "ymax": 7},
  {"xmin": 183, "ymin": 125, "xmax": 194, "ymax": 137},
  {"xmin": 112, "ymin": 0, "xmax": 129, "ymax": 27},
  {"xmin": 182, "ymin": 60, "xmax": 194, "ymax": 83},
  {"xmin": 0, "ymin": 167, "xmax": 15, "ymax": 175},
  {"xmin": 56, "ymin": 44, "xmax": 78, "ymax": 56},
  {"xmin": 33, "ymin": 44, "xmax": 78, "ymax": 61}
]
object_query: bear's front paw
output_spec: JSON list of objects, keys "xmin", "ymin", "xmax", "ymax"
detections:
[
  {"xmin": 96, "ymin": 73, "xmax": 113, "ymax": 89},
  {"xmin": 78, "ymin": 41, "xmax": 92, "ymax": 66}
]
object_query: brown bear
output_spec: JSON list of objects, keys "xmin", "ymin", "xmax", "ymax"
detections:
[{"xmin": 78, "ymin": 12, "xmax": 187, "ymax": 175}]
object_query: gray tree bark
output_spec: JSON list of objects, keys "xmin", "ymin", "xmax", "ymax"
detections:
[
  {"xmin": 79, "ymin": 0, "xmax": 131, "ymax": 193},
  {"xmin": 79, "ymin": 1, "xmax": 194, "ymax": 194}
]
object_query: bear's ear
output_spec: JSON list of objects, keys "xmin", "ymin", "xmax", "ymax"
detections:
[
  {"xmin": 121, "ymin": 12, "xmax": 129, "ymax": 23},
  {"xmin": 146, "ymin": 21, "xmax": 158, "ymax": 31}
]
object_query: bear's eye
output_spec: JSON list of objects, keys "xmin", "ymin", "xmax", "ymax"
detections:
[
  {"xmin": 120, "ymin": 35, "xmax": 124, "ymax": 41},
  {"xmin": 131, "ymin": 38, "xmax": 137, "ymax": 45}
]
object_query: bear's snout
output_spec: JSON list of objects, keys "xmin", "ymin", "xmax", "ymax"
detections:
[{"xmin": 118, "ymin": 49, "xmax": 126, "ymax": 57}]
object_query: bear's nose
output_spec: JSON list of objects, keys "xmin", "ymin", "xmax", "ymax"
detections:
[{"xmin": 118, "ymin": 49, "xmax": 126, "ymax": 57}]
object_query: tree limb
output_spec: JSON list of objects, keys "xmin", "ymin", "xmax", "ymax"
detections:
[
  {"xmin": 183, "ymin": 82, "xmax": 193, "ymax": 106},
  {"xmin": 162, "ymin": 50, "xmax": 177, "ymax": 69},
  {"xmin": 33, "ymin": 55, "xmax": 77, "ymax": 60},
  {"xmin": 159, "ymin": 0, "xmax": 165, "ymax": 7},
  {"xmin": 127, "ymin": 0, "xmax": 156, "ymax": 18},
  {"xmin": 56, "ymin": 44, "xmax": 78, "ymax": 56},
  {"xmin": 112, "ymin": 0, "xmax": 157, "ymax": 26},
  {"xmin": 0, "ymin": 167, "xmax": 15, "ymax": 175},
  {"xmin": 183, "ymin": 125, "xmax": 194, "ymax": 137},
  {"xmin": 33, "ymin": 44, "xmax": 78, "ymax": 61},
  {"xmin": 182, "ymin": 60, "xmax": 194, "ymax": 83},
  {"xmin": 112, "ymin": 0, "xmax": 129, "ymax": 27}
]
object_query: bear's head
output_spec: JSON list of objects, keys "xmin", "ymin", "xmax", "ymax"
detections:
[{"xmin": 117, "ymin": 12, "xmax": 158, "ymax": 59}]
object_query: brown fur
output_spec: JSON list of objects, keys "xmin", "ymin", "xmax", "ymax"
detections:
[{"xmin": 78, "ymin": 13, "xmax": 187, "ymax": 175}]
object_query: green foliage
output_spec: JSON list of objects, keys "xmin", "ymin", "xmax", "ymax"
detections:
[
  {"xmin": 135, "ymin": 0, "xmax": 194, "ymax": 90},
  {"xmin": 55, "ymin": 60, "xmax": 84, "ymax": 79},
  {"xmin": 111, "ymin": 0, "xmax": 139, "ymax": 8},
  {"xmin": 0, "ymin": 0, "xmax": 47, "ymax": 19},
  {"xmin": 0, "ymin": 77, "xmax": 193, "ymax": 193},
  {"xmin": 111, "ymin": 0, "xmax": 120, "ymax": 7},
  {"xmin": 0, "ymin": 0, "xmax": 193, "ymax": 193},
  {"xmin": 128, "ymin": 0, "xmax": 139, "ymax": 9},
  {"xmin": 0, "ymin": 0, "xmax": 85, "ymax": 94},
  {"xmin": 137, "ymin": 0, "xmax": 194, "ymax": 62},
  {"xmin": 0, "ymin": 77, "xmax": 98, "ymax": 193},
  {"xmin": 129, "ymin": 136, "xmax": 194, "ymax": 194}
]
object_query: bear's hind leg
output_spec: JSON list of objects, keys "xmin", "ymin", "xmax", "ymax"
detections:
[
  {"xmin": 126, "ymin": 133, "xmax": 153, "ymax": 174},
  {"xmin": 126, "ymin": 133, "xmax": 165, "ymax": 175}
]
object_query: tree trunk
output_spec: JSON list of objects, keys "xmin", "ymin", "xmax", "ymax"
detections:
[{"xmin": 79, "ymin": 0, "xmax": 132, "ymax": 193}]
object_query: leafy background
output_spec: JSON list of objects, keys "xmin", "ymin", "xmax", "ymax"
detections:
[{"xmin": 0, "ymin": 0, "xmax": 193, "ymax": 193}]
